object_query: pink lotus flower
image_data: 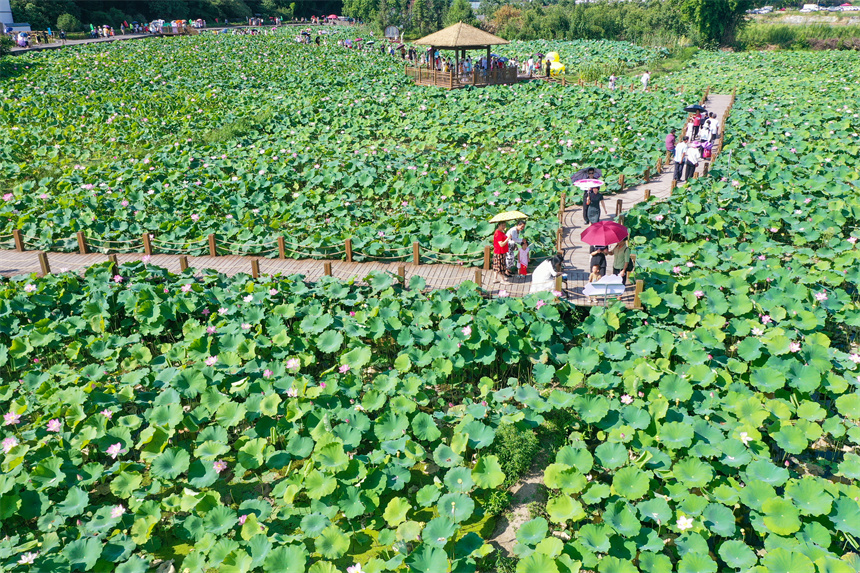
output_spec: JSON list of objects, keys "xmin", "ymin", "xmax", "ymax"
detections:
[
  {"xmin": 269, "ymin": 288, "xmax": 278, "ymax": 295},
  {"xmin": 106, "ymin": 443, "xmax": 123, "ymax": 459},
  {"xmin": 142, "ymin": 255, "xmax": 151, "ymax": 264},
  {"xmin": 536, "ymin": 300, "xmax": 546, "ymax": 309},
  {"xmin": 320, "ymin": 382, "xmax": 327, "ymax": 389},
  {"xmin": 339, "ymin": 364, "xmax": 351, "ymax": 374},
  {"xmin": 113, "ymin": 275, "xmax": 123, "ymax": 283},
  {"xmin": 673, "ymin": 266, "xmax": 682, "ymax": 274},
  {"xmin": 286, "ymin": 358, "xmax": 300, "ymax": 370},
  {"xmin": 349, "ymin": 311, "xmax": 356, "ymax": 317},
  {"xmin": 190, "ymin": 214, "xmax": 200, "ymax": 222},
  {"xmin": 694, "ymin": 290, "xmax": 704, "ymax": 299},
  {"xmin": 654, "ymin": 215, "xmax": 664, "ymax": 221},
  {"xmin": 101, "ymin": 409, "xmax": 113, "ymax": 419},
  {"xmin": 241, "ymin": 323, "xmax": 251, "ymax": 330},
  {"xmin": 24, "ymin": 284, "xmax": 37, "ymax": 293},
  {"xmin": 815, "ymin": 292, "xmax": 828, "ymax": 301},
  {"xmin": 287, "ymin": 388, "xmax": 298, "ymax": 397},
  {"xmin": 850, "ymin": 354, "xmax": 860, "ymax": 364},
  {"xmin": 498, "ymin": 290, "xmax": 509, "ymax": 298},
  {"xmin": 761, "ymin": 315, "xmax": 772, "ymax": 324},
  {"xmin": 620, "ymin": 394, "xmax": 633, "ymax": 405},
  {"xmin": 181, "ymin": 284, "xmax": 192, "ymax": 293},
  {"xmin": 243, "ymin": 295, "xmax": 253, "ymax": 303},
  {"xmin": 47, "ymin": 419, "xmax": 62, "ymax": 432},
  {"xmin": 3, "ymin": 412, "xmax": 21, "ymax": 426},
  {"xmin": 205, "ymin": 356, "xmax": 217, "ymax": 366},
  {"xmin": 263, "ymin": 369, "xmax": 273, "ymax": 378},
  {"xmin": 848, "ymin": 237, "xmax": 858, "ymax": 245},
  {"xmin": 218, "ymin": 308, "xmax": 229, "ymax": 315},
  {"xmin": 111, "ymin": 505, "xmax": 125, "ymax": 519},
  {"xmin": 752, "ymin": 327, "xmax": 764, "ymax": 336},
  {"xmin": 347, "ymin": 565, "xmax": 364, "ymax": 573},
  {"xmin": 462, "ymin": 326, "xmax": 472, "ymax": 337},
  {"xmin": 3, "ymin": 193, "xmax": 14, "ymax": 202},
  {"xmin": 789, "ymin": 342, "xmax": 801, "ymax": 353},
  {"xmin": 213, "ymin": 460, "xmax": 228, "ymax": 473},
  {"xmin": 238, "ymin": 515, "xmax": 248, "ymax": 525},
  {"xmin": 2, "ymin": 436, "xmax": 18, "ymax": 453},
  {"xmin": 207, "ymin": 326, "xmax": 216, "ymax": 334},
  {"xmin": 121, "ymin": 200, "xmax": 129, "ymax": 207}
]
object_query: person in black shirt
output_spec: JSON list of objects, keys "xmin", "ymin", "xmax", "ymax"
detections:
[
  {"xmin": 590, "ymin": 245, "xmax": 608, "ymax": 277},
  {"xmin": 584, "ymin": 188, "xmax": 606, "ymax": 224}
]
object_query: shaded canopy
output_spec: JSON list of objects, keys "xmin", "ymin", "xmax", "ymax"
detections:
[{"xmin": 413, "ymin": 22, "xmax": 509, "ymax": 49}]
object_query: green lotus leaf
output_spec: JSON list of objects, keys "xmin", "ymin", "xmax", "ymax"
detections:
[
  {"xmin": 444, "ymin": 467, "xmax": 474, "ymax": 493},
  {"xmin": 151, "ymin": 447, "xmax": 191, "ymax": 480},
  {"xmin": 673, "ymin": 458, "xmax": 713, "ymax": 489},
  {"xmin": 63, "ymin": 537, "xmax": 103, "ymax": 571},
  {"xmin": 595, "ymin": 442, "xmax": 628, "ymax": 469},
  {"xmin": 463, "ymin": 420, "xmax": 495, "ymax": 449},
  {"xmin": 433, "ymin": 444, "xmax": 464, "ymax": 468},
  {"xmin": 203, "ymin": 505, "xmax": 238, "ymax": 536},
  {"xmin": 422, "ymin": 516, "xmax": 457, "ymax": 547},
  {"xmin": 263, "ymin": 545, "xmax": 307, "ymax": 573},
  {"xmin": 786, "ymin": 477, "xmax": 833, "ymax": 516},
  {"xmin": 659, "ymin": 421, "xmax": 694, "ymax": 449},
  {"xmin": 604, "ymin": 501, "xmax": 641, "ymax": 537},
  {"xmin": 745, "ymin": 459, "xmax": 789, "ymax": 486},
  {"xmin": 762, "ymin": 497, "xmax": 801, "ymax": 536},
  {"xmin": 830, "ymin": 497, "xmax": 860, "ymax": 537},
  {"xmin": 517, "ymin": 552, "xmax": 560, "ymax": 573},
  {"xmin": 406, "ymin": 545, "xmax": 449, "ymax": 573},
  {"xmin": 761, "ymin": 548, "xmax": 815, "ymax": 573},
  {"xmin": 544, "ymin": 463, "xmax": 586, "ymax": 493},
  {"xmin": 677, "ymin": 552, "xmax": 717, "ymax": 573},
  {"xmin": 703, "ymin": 503, "xmax": 736, "ymax": 537},
  {"xmin": 638, "ymin": 498, "xmax": 672, "ymax": 525},
  {"xmin": 577, "ymin": 523, "xmax": 611, "ymax": 553},
  {"xmin": 58, "ymin": 487, "xmax": 89, "ymax": 517},
  {"xmin": 115, "ymin": 556, "xmax": 149, "ymax": 573},
  {"xmin": 556, "ymin": 445, "xmax": 594, "ymax": 474},
  {"xmin": 611, "ymin": 466, "xmax": 650, "ymax": 500},
  {"xmin": 472, "ymin": 455, "xmax": 505, "ymax": 489},
  {"xmin": 718, "ymin": 540, "xmax": 758, "ymax": 569},
  {"xmin": 383, "ymin": 497, "xmax": 411, "ymax": 527},
  {"xmin": 516, "ymin": 517, "xmax": 549, "ymax": 546},
  {"xmin": 412, "ymin": 412, "xmax": 442, "ymax": 441},
  {"xmin": 437, "ymin": 492, "xmax": 474, "ymax": 523},
  {"xmin": 300, "ymin": 513, "xmax": 329, "ymax": 536},
  {"xmin": 547, "ymin": 494, "xmax": 586, "ymax": 524},
  {"xmin": 315, "ymin": 525, "xmax": 350, "ymax": 559}
]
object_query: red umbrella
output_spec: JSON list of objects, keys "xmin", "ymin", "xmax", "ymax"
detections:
[
  {"xmin": 581, "ymin": 220, "xmax": 628, "ymax": 245},
  {"xmin": 327, "ymin": 14, "xmax": 339, "ymax": 18}
]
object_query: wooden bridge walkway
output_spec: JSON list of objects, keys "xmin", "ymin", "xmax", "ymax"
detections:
[{"xmin": 0, "ymin": 90, "xmax": 733, "ymax": 308}]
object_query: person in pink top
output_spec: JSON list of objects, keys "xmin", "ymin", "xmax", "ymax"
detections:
[
  {"xmin": 518, "ymin": 239, "xmax": 531, "ymax": 275},
  {"xmin": 665, "ymin": 128, "xmax": 676, "ymax": 154}
]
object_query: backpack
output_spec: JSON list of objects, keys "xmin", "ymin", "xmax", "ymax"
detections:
[{"xmin": 702, "ymin": 146, "xmax": 712, "ymax": 159}]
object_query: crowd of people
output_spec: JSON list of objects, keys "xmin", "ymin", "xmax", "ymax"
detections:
[{"xmin": 667, "ymin": 109, "xmax": 719, "ymax": 183}]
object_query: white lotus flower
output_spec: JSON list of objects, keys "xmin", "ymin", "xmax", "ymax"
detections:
[{"xmin": 677, "ymin": 515, "xmax": 694, "ymax": 531}]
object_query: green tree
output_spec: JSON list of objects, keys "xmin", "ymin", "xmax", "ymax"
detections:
[
  {"xmin": 443, "ymin": 0, "xmax": 476, "ymax": 26},
  {"xmin": 411, "ymin": 0, "xmax": 432, "ymax": 33},
  {"xmin": 680, "ymin": 0, "xmax": 752, "ymax": 45},
  {"xmin": 56, "ymin": 12, "xmax": 82, "ymax": 31}
]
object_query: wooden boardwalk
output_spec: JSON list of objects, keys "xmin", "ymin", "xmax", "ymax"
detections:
[
  {"xmin": 560, "ymin": 92, "xmax": 733, "ymax": 302},
  {"xmin": 0, "ymin": 92, "xmax": 732, "ymax": 307}
]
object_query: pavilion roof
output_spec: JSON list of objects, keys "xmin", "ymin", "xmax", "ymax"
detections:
[{"xmin": 412, "ymin": 22, "xmax": 509, "ymax": 48}]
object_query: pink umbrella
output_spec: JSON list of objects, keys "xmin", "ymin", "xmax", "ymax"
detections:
[
  {"xmin": 581, "ymin": 220, "xmax": 628, "ymax": 245},
  {"xmin": 573, "ymin": 178, "xmax": 604, "ymax": 189},
  {"xmin": 327, "ymin": 14, "xmax": 339, "ymax": 18}
]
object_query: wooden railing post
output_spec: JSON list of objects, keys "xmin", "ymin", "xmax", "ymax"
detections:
[
  {"xmin": 556, "ymin": 228, "xmax": 562, "ymax": 251},
  {"xmin": 702, "ymin": 163, "xmax": 709, "ymax": 176},
  {"xmin": 278, "ymin": 236, "xmax": 286, "ymax": 259},
  {"xmin": 633, "ymin": 280, "xmax": 644, "ymax": 309},
  {"xmin": 618, "ymin": 174, "xmax": 625, "ymax": 191},
  {"xmin": 554, "ymin": 274, "xmax": 563, "ymax": 293},
  {"xmin": 251, "ymin": 259, "xmax": 261, "ymax": 279},
  {"xmin": 12, "ymin": 229, "xmax": 24, "ymax": 252},
  {"xmin": 345, "ymin": 238, "xmax": 353, "ymax": 263},
  {"xmin": 323, "ymin": 261, "xmax": 332, "ymax": 276},
  {"xmin": 398, "ymin": 265, "xmax": 405, "ymax": 284},
  {"xmin": 656, "ymin": 158, "xmax": 663, "ymax": 171},
  {"xmin": 38, "ymin": 252, "xmax": 50, "ymax": 276},
  {"xmin": 179, "ymin": 256, "xmax": 188, "ymax": 271},
  {"xmin": 142, "ymin": 232, "xmax": 152, "ymax": 256},
  {"xmin": 413, "ymin": 242, "xmax": 420, "ymax": 265},
  {"xmin": 483, "ymin": 246, "xmax": 491, "ymax": 271},
  {"xmin": 208, "ymin": 234, "xmax": 217, "ymax": 256},
  {"xmin": 644, "ymin": 189, "xmax": 651, "ymax": 201},
  {"xmin": 475, "ymin": 269, "xmax": 482, "ymax": 286},
  {"xmin": 108, "ymin": 254, "xmax": 118, "ymax": 273},
  {"xmin": 644, "ymin": 167, "xmax": 650, "ymax": 180},
  {"xmin": 615, "ymin": 199, "xmax": 622, "ymax": 218},
  {"xmin": 670, "ymin": 179, "xmax": 677, "ymax": 194},
  {"xmin": 77, "ymin": 231, "xmax": 89, "ymax": 255}
]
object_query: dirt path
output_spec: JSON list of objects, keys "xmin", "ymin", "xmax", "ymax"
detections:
[{"xmin": 489, "ymin": 454, "xmax": 549, "ymax": 554}]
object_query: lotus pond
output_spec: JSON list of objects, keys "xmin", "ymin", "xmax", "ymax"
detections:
[
  {"xmin": 2, "ymin": 39, "xmax": 860, "ymax": 573},
  {"xmin": 0, "ymin": 30, "xmax": 682, "ymax": 261}
]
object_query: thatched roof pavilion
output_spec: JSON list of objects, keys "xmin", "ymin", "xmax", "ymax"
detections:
[{"xmin": 405, "ymin": 23, "xmax": 517, "ymax": 89}]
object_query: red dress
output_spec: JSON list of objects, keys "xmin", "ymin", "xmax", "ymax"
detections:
[{"xmin": 493, "ymin": 230, "xmax": 508, "ymax": 273}]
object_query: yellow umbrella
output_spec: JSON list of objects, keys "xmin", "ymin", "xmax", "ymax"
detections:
[{"xmin": 489, "ymin": 210, "xmax": 528, "ymax": 223}]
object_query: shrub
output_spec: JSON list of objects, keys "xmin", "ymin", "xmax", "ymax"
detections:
[
  {"xmin": 56, "ymin": 13, "xmax": 83, "ymax": 33},
  {"xmin": 489, "ymin": 423, "xmax": 540, "ymax": 487}
]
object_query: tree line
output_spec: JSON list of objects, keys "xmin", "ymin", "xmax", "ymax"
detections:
[
  {"xmin": 9, "ymin": 0, "xmax": 343, "ymax": 31},
  {"xmin": 344, "ymin": 0, "xmax": 752, "ymax": 47}
]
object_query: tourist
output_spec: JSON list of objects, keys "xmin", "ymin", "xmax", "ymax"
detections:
[
  {"xmin": 530, "ymin": 253, "xmax": 564, "ymax": 293},
  {"xmin": 611, "ymin": 239, "xmax": 632, "ymax": 284},
  {"xmin": 609, "ymin": 74, "xmax": 617, "ymax": 90},
  {"xmin": 493, "ymin": 222, "xmax": 511, "ymax": 276},
  {"xmin": 583, "ymin": 186, "xmax": 606, "ymax": 224},
  {"xmin": 589, "ymin": 245, "xmax": 608, "ymax": 277},
  {"xmin": 708, "ymin": 112, "xmax": 719, "ymax": 142},
  {"xmin": 527, "ymin": 56, "xmax": 535, "ymax": 76},
  {"xmin": 641, "ymin": 70, "xmax": 650, "ymax": 91},
  {"xmin": 545, "ymin": 59, "xmax": 551, "ymax": 78},
  {"xmin": 685, "ymin": 141, "xmax": 701, "ymax": 181},
  {"xmin": 518, "ymin": 239, "xmax": 531, "ymax": 276},
  {"xmin": 699, "ymin": 114, "xmax": 712, "ymax": 142},
  {"xmin": 588, "ymin": 265, "xmax": 602, "ymax": 283},
  {"xmin": 506, "ymin": 221, "xmax": 526, "ymax": 271},
  {"xmin": 665, "ymin": 128, "xmax": 676, "ymax": 156},
  {"xmin": 692, "ymin": 112, "xmax": 702, "ymax": 140},
  {"xmin": 673, "ymin": 136, "xmax": 689, "ymax": 181}
]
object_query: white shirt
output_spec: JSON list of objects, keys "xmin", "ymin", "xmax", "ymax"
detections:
[
  {"xmin": 686, "ymin": 146, "xmax": 701, "ymax": 165},
  {"xmin": 506, "ymin": 227, "xmax": 522, "ymax": 247},
  {"xmin": 673, "ymin": 142, "xmax": 688, "ymax": 163},
  {"xmin": 532, "ymin": 259, "xmax": 557, "ymax": 283},
  {"xmin": 641, "ymin": 73, "xmax": 650, "ymax": 86}
]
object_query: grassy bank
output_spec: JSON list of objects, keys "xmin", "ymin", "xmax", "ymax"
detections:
[{"xmin": 737, "ymin": 22, "xmax": 860, "ymax": 49}]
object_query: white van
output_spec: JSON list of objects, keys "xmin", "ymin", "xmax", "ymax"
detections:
[{"xmin": 800, "ymin": 3, "xmax": 820, "ymax": 10}]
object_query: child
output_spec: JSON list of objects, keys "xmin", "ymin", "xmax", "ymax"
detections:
[
  {"xmin": 518, "ymin": 239, "xmax": 531, "ymax": 276},
  {"xmin": 588, "ymin": 264, "xmax": 602, "ymax": 283}
]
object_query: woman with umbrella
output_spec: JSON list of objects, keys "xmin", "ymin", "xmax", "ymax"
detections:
[
  {"xmin": 572, "ymin": 167, "xmax": 604, "ymax": 224},
  {"xmin": 492, "ymin": 221, "xmax": 511, "ymax": 276},
  {"xmin": 581, "ymin": 220, "xmax": 629, "ymax": 280}
]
